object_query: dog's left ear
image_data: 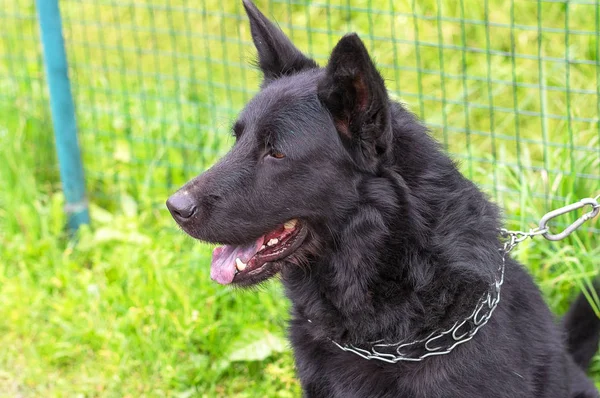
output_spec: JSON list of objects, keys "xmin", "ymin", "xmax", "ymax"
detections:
[
  {"xmin": 318, "ymin": 34, "xmax": 392, "ymax": 161},
  {"xmin": 243, "ymin": 0, "xmax": 318, "ymax": 83}
]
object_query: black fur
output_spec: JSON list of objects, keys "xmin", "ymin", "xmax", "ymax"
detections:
[
  {"xmin": 564, "ymin": 282, "xmax": 600, "ymax": 371},
  {"xmin": 168, "ymin": 2, "xmax": 600, "ymax": 396}
]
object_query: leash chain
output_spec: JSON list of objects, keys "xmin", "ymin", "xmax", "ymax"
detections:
[{"xmin": 327, "ymin": 196, "xmax": 600, "ymax": 363}]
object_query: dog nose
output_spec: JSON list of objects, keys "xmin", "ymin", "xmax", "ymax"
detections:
[{"xmin": 166, "ymin": 192, "xmax": 197, "ymax": 220}]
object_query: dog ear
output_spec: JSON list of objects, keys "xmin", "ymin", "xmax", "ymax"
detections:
[
  {"xmin": 318, "ymin": 34, "xmax": 391, "ymax": 160},
  {"xmin": 242, "ymin": 0, "xmax": 318, "ymax": 83}
]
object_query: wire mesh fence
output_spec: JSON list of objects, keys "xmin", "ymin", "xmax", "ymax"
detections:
[{"xmin": 1, "ymin": 0, "xmax": 599, "ymax": 232}]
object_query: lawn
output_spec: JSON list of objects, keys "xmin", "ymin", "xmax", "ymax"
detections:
[{"xmin": 0, "ymin": 0, "xmax": 599, "ymax": 396}]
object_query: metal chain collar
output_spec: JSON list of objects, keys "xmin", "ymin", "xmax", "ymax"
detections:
[{"xmin": 326, "ymin": 196, "xmax": 600, "ymax": 363}]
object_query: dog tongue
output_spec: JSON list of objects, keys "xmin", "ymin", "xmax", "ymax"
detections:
[{"xmin": 210, "ymin": 236, "xmax": 264, "ymax": 284}]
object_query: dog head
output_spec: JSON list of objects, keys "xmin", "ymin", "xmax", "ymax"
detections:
[{"xmin": 167, "ymin": 0, "xmax": 393, "ymax": 286}]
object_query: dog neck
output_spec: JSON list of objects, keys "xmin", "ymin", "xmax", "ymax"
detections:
[{"xmin": 281, "ymin": 170, "xmax": 498, "ymax": 347}]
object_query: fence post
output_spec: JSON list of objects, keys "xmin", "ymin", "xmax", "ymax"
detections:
[{"xmin": 36, "ymin": 0, "xmax": 90, "ymax": 231}]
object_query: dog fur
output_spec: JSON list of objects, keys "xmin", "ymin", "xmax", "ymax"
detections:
[{"xmin": 167, "ymin": 1, "xmax": 600, "ymax": 396}]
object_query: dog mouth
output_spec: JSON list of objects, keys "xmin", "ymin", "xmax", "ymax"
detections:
[{"xmin": 210, "ymin": 219, "xmax": 307, "ymax": 286}]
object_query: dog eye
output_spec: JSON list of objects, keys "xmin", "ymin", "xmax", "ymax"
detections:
[{"xmin": 270, "ymin": 151, "xmax": 285, "ymax": 159}]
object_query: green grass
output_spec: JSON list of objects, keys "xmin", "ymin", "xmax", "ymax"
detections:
[{"xmin": 0, "ymin": 0, "xmax": 599, "ymax": 396}]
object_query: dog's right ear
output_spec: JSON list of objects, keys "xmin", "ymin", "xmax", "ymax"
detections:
[
  {"xmin": 242, "ymin": 0, "xmax": 317, "ymax": 84},
  {"xmin": 318, "ymin": 34, "xmax": 392, "ymax": 164}
]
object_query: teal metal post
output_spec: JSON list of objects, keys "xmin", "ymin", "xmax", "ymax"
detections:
[{"xmin": 36, "ymin": 0, "xmax": 90, "ymax": 230}]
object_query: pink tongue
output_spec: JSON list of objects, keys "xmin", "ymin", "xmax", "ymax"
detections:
[{"xmin": 210, "ymin": 236, "xmax": 264, "ymax": 284}]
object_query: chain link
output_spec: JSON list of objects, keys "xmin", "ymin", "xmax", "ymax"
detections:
[
  {"xmin": 330, "ymin": 238, "xmax": 507, "ymax": 363},
  {"xmin": 538, "ymin": 197, "xmax": 599, "ymax": 241},
  {"xmin": 325, "ymin": 196, "xmax": 599, "ymax": 363}
]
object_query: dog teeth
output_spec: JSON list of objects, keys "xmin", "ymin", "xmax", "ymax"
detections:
[
  {"xmin": 260, "ymin": 245, "xmax": 266, "ymax": 251},
  {"xmin": 235, "ymin": 258, "xmax": 247, "ymax": 271},
  {"xmin": 284, "ymin": 219, "xmax": 298, "ymax": 230},
  {"xmin": 267, "ymin": 238, "xmax": 279, "ymax": 246}
]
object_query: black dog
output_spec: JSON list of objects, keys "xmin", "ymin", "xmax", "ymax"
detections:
[{"xmin": 167, "ymin": 1, "xmax": 600, "ymax": 396}]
